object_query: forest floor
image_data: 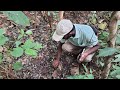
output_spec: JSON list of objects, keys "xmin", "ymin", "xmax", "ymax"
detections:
[{"xmin": 0, "ymin": 11, "xmax": 112, "ymax": 79}]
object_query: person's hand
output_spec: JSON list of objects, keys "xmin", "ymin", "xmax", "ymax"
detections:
[
  {"xmin": 78, "ymin": 53, "xmax": 88, "ymax": 63},
  {"xmin": 52, "ymin": 59, "xmax": 60, "ymax": 68}
]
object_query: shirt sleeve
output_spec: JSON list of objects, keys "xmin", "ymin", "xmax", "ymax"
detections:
[{"xmin": 88, "ymin": 34, "xmax": 98, "ymax": 47}]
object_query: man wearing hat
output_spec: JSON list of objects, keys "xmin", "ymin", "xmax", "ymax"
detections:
[{"xmin": 52, "ymin": 19, "xmax": 100, "ymax": 68}]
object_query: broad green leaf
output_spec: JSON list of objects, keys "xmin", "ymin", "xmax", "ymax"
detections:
[
  {"xmin": 25, "ymin": 30, "xmax": 33, "ymax": 35},
  {"xmin": 15, "ymin": 41, "xmax": 22, "ymax": 47},
  {"xmin": 116, "ymin": 75, "xmax": 120, "ymax": 79},
  {"xmin": 0, "ymin": 35, "xmax": 9, "ymax": 45},
  {"xmin": 98, "ymin": 47, "xmax": 118, "ymax": 57},
  {"xmin": 11, "ymin": 47, "xmax": 23, "ymax": 57},
  {"xmin": 86, "ymin": 74, "xmax": 94, "ymax": 79},
  {"xmin": 25, "ymin": 49, "xmax": 37, "ymax": 56},
  {"xmin": 112, "ymin": 65, "xmax": 120, "ymax": 70},
  {"xmin": 2, "ymin": 11, "xmax": 30, "ymax": 26},
  {"xmin": 98, "ymin": 22, "xmax": 107, "ymax": 30},
  {"xmin": 0, "ymin": 28, "xmax": 5, "ymax": 35},
  {"xmin": 110, "ymin": 69, "xmax": 120, "ymax": 76},
  {"xmin": 34, "ymin": 42, "xmax": 43, "ymax": 50},
  {"xmin": 112, "ymin": 58, "xmax": 120, "ymax": 62},
  {"xmin": 13, "ymin": 61, "xmax": 23, "ymax": 71},
  {"xmin": 0, "ymin": 53, "xmax": 3, "ymax": 64},
  {"xmin": 22, "ymin": 39, "xmax": 35, "ymax": 49}
]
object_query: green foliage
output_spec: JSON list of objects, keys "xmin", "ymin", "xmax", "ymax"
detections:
[
  {"xmin": 15, "ymin": 41, "xmax": 22, "ymax": 47},
  {"xmin": 99, "ymin": 31, "xmax": 109, "ymax": 40},
  {"xmin": 13, "ymin": 61, "xmax": 23, "ymax": 71},
  {"xmin": 22, "ymin": 39, "xmax": 35, "ymax": 50},
  {"xmin": 25, "ymin": 49, "xmax": 37, "ymax": 57},
  {"xmin": 0, "ymin": 53, "xmax": 3, "ymax": 64},
  {"xmin": 11, "ymin": 47, "xmax": 24, "ymax": 58},
  {"xmin": 18, "ymin": 29, "xmax": 25, "ymax": 40},
  {"xmin": 21, "ymin": 39, "xmax": 43, "ymax": 57},
  {"xmin": 97, "ymin": 47, "xmax": 118, "ymax": 57},
  {"xmin": 2, "ymin": 11, "xmax": 30, "ymax": 26},
  {"xmin": 116, "ymin": 34, "xmax": 120, "ymax": 45},
  {"xmin": 25, "ymin": 30, "xmax": 33, "ymax": 35},
  {"xmin": 0, "ymin": 28, "xmax": 9, "ymax": 46},
  {"xmin": 98, "ymin": 22, "xmax": 107, "ymax": 30},
  {"xmin": 34, "ymin": 42, "xmax": 43, "ymax": 50},
  {"xmin": 0, "ymin": 29, "xmax": 5, "ymax": 35},
  {"xmin": 0, "ymin": 35, "xmax": 9, "ymax": 45},
  {"xmin": 67, "ymin": 64, "xmax": 94, "ymax": 79}
]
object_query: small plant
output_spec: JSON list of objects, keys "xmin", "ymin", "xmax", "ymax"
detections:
[
  {"xmin": 13, "ymin": 61, "xmax": 23, "ymax": 71},
  {"xmin": 0, "ymin": 29, "xmax": 9, "ymax": 46},
  {"xmin": 67, "ymin": 64, "xmax": 94, "ymax": 79},
  {"xmin": 11, "ymin": 39, "xmax": 43, "ymax": 58}
]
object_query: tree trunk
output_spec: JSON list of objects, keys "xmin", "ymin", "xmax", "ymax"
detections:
[{"xmin": 102, "ymin": 11, "xmax": 120, "ymax": 79}]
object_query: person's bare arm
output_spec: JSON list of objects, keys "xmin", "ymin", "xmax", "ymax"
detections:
[
  {"xmin": 55, "ymin": 42, "xmax": 63, "ymax": 60},
  {"xmin": 53, "ymin": 42, "xmax": 63, "ymax": 68},
  {"xmin": 59, "ymin": 11, "xmax": 64, "ymax": 20},
  {"xmin": 79, "ymin": 43, "xmax": 100, "ymax": 62}
]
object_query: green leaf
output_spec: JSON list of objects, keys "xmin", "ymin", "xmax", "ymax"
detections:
[
  {"xmin": 2, "ymin": 11, "xmax": 30, "ymax": 26},
  {"xmin": 116, "ymin": 75, "xmax": 120, "ymax": 79},
  {"xmin": 22, "ymin": 39, "xmax": 35, "ymax": 49},
  {"xmin": 91, "ymin": 17, "xmax": 97, "ymax": 25},
  {"xmin": 25, "ymin": 49, "xmax": 37, "ymax": 56},
  {"xmin": 86, "ymin": 74, "xmax": 94, "ymax": 79},
  {"xmin": 98, "ymin": 47, "xmax": 118, "ymax": 57},
  {"xmin": 11, "ymin": 47, "xmax": 24, "ymax": 57},
  {"xmin": 20, "ymin": 29, "xmax": 25, "ymax": 35},
  {"xmin": 82, "ymin": 64, "xmax": 88, "ymax": 72},
  {"xmin": 112, "ymin": 65, "xmax": 120, "ymax": 70},
  {"xmin": 25, "ymin": 30, "xmax": 33, "ymax": 35},
  {"xmin": 0, "ymin": 53, "xmax": 3, "ymax": 64},
  {"xmin": 0, "ymin": 35, "xmax": 9, "ymax": 45},
  {"xmin": 98, "ymin": 22, "xmax": 107, "ymax": 30},
  {"xmin": 18, "ymin": 34, "xmax": 23, "ymax": 40},
  {"xmin": 34, "ymin": 42, "xmax": 43, "ymax": 50},
  {"xmin": 13, "ymin": 61, "xmax": 23, "ymax": 71},
  {"xmin": 90, "ymin": 68, "xmax": 93, "ymax": 74},
  {"xmin": 116, "ymin": 34, "xmax": 120, "ymax": 45},
  {"xmin": 110, "ymin": 69, "xmax": 120, "ymax": 76},
  {"xmin": 115, "ymin": 54, "xmax": 120, "ymax": 58},
  {"xmin": 0, "ymin": 28, "xmax": 5, "ymax": 35},
  {"xmin": 15, "ymin": 41, "xmax": 22, "ymax": 47},
  {"xmin": 112, "ymin": 58, "xmax": 120, "ymax": 62},
  {"xmin": 67, "ymin": 75, "xmax": 84, "ymax": 79}
]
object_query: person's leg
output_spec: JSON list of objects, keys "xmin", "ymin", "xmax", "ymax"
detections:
[{"xmin": 62, "ymin": 41, "xmax": 83, "ymax": 55}]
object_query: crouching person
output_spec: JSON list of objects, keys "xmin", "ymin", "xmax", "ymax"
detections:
[{"xmin": 52, "ymin": 19, "xmax": 100, "ymax": 68}]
